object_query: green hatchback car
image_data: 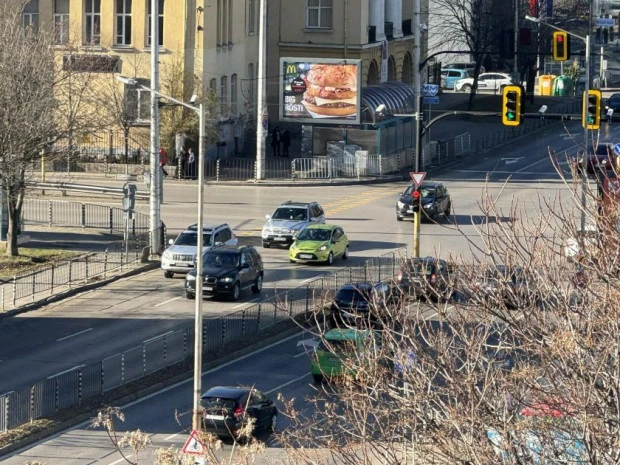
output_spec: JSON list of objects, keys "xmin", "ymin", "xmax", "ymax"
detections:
[
  {"xmin": 289, "ymin": 224, "xmax": 349, "ymax": 265},
  {"xmin": 310, "ymin": 328, "xmax": 378, "ymax": 383}
]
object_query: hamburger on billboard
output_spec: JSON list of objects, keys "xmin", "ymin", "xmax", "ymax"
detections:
[{"xmin": 280, "ymin": 58, "xmax": 362, "ymax": 125}]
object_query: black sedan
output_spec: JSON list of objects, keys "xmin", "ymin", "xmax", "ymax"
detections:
[
  {"xmin": 396, "ymin": 181, "xmax": 452, "ymax": 222},
  {"xmin": 330, "ymin": 281, "xmax": 403, "ymax": 329},
  {"xmin": 201, "ymin": 386, "xmax": 277, "ymax": 439},
  {"xmin": 605, "ymin": 93, "xmax": 620, "ymax": 120}
]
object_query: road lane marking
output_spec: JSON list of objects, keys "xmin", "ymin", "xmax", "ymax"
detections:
[
  {"xmin": 164, "ymin": 433, "xmax": 179, "ymax": 441},
  {"xmin": 265, "ymin": 373, "xmax": 309, "ymax": 395},
  {"xmin": 516, "ymin": 157, "xmax": 548, "ymax": 173},
  {"xmin": 47, "ymin": 365, "xmax": 85, "ymax": 378},
  {"xmin": 56, "ymin": 328, "xmax": 93, "ymax": 342},
  {"xmin": 154, "ymin": 297, "xmax": 182, "ymax": 307},
  {"xmin": 293, "ymin": 351, "xmax": 308, "ymax": 358},
  {"xmin": 108, "ymin": 455, "xmax": 133, "ymax": 465}
]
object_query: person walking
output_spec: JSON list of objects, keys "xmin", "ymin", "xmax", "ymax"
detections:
[
  {"xmin": 271, "ymin": 126, "xmax": 281, "ymax": 157},
  {"xmin": 187, "ymin": 147, "xmax": 197, "ymax": 180},
  {"xmin": 281, "ymin": 128, "xmax": 291, "ymax": 157},
  {"xmin": 159, "ymin": 148, "xmax": 168, "ymax": 177},
  {"xmin": 179, "ymin": 146, "xmax": 189, "ymax": 179}
]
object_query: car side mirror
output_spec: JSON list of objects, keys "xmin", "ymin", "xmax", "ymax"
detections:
[
  {"xmin": 214, "ymin": 241, "xmax": 223, "ymax": 247},
  {"xmin": 265, "ymin": 214, "xmax": 271, "ymax": 220}
]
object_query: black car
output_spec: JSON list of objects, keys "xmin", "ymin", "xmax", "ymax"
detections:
[
  {"xmin": 201, "ymin": 386, "xmax": 277, "ymax": 439},
  {"xmin": 185, "ymin": 245, "xmax": 263, "ymax": 301},
  {"xmin": 580, "ymin": 142, "xmax": 617, "ymax": 175},
  {"xmin": 330, "ymin": 281, "xmax": 402, "ymax": 329},
  {"xmin": 605, "ymin": 93, "xmax": 620, "ymax": 120},
  {"xmin": 396, "ymin": 181, "xmax": 451, "ymax": 222},
  {"xmin": 396, "ymin": 256, "xmax": 452, "ymax": 301}
]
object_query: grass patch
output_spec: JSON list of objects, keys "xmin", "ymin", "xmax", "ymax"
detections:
[{"xmin": 0, "ymin": 246, "xmax": 81, "ymax": 280}]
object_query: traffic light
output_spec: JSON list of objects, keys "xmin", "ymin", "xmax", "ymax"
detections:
[
  {"xmin": 552, "ymin": 31, "xmax": 570, "ymax": 61},
  {"xmin": 583, "ymin": 90, "xmax": 601, "ymax": 130},
  {"xmin": 502, "ymin": 85, "xmax": 522, "ymax": 126},
  {"xmin": 412, "ymin": 188, "xmax": 421, "ymax": 213}
]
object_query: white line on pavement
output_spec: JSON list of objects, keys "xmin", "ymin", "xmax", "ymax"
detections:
[
  {"xmin": 154, "ymin": 297, "xmax": 182, "ymax": 307},
  {"xmin": 56, "ymin": 328, "xmax": 93, "ymax": 342},
  {"xmin": 164, "ymin": 433, "xmax": 179, "ymax": 441},
  {"xmin": 293, "ymin": 351, "xmax": 307, "ymax": 358},
  {"xmin": 108, "ymin": 454, "xmax": 133, "ymax": 465},
  {"xmin": 265, "ymin": 373, "xmax": 309, "ymax": 395}
]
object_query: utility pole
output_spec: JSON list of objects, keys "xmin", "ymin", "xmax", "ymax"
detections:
[
  {"xmin": 149, "ymin": 0, "xmax": 162, "ymax": 255},
  {"xmin": 412, "ymin": 0, "xmax": 422, "ymax": 257},
  {"xmin": 256, "ymin": 0, "xmax": 267, "ymax": 180}
]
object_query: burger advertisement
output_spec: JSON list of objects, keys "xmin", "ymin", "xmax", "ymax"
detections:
[{"xmin": 279, "ymin": 58, "xmax": 361, "ymax": 125}]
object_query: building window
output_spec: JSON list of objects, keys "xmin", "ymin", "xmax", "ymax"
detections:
[
  {"xmin": 306, "ymin": 0, "xmax": 332, "ymax": 29},
  {"xmin": 220, "ymin": 76, "xmax": 228, "ymax": 113},
  {"xmin": 147, "ymin": 0, "xmax": 164, "ymax": 47},
  {"xmin": 54, "ymin": 0, "xmax": 70, "ymax": 44},
  {"xmin": 84, "ymin": 0, "xmax": 101, "ymax": 46},
  {"xmin": 209, "ymin": 78, "xmax": 217, "ymax": 94},
  {"xmin": 231, "ymin": 74, "xmax": 238, "ymax": 114},
  {"xmin": 248, "ymin": 0, "xmax": 255, "ymax": 34},
  {"xmin": 116, "ymin": 0, "xmax": 132, "ymax": 46},
  {"xmin": 23, "ymin": 0, "xmax": 39, "ymax": 32}
]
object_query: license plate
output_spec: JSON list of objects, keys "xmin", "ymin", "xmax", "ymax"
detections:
[
  {"xmin": 203, "ymin": 286, "xmax": 214, "ymax": 291},
  {"xmin": 205, "ymin": 414, "xmax": 225, "ymax": 420},
  {"xmin": 299, "ymin": 254, "xmax": 313, "ymax": 259},
  {"xmin": 274, "ymin": 237, "xmax": 287, "ymax": 241}
]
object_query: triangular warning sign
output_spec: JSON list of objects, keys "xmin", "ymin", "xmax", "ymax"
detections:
[
  {"xmin": 409, "ymin": 172, "xmax": 426, "ymax": 188},
  {"xmin": 182, "ymin": 429, "xmax": 206, "ymax": 456}
]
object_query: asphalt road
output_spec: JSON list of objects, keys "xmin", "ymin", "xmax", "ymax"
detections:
[{"xmin": 3, "ymin": 117, "xmax": 620, "ymax": 463}]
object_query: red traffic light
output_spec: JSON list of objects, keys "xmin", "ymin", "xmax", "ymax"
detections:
[
  {"xmin": 556, "ymin": 35, "xmax": 564, "ymax": 43},
  {"xmin": 413, "ymin": 190, "xmax": 420, "ymax": 199}
]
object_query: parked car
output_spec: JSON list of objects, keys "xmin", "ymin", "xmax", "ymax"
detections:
[
  {"xmin": 471, "ymin": 265, "xmax": 532, "ymax": 309},
  {"xmin": 310, "ymin": 328, "xmax": 381, "ymax": 383},
  {"xmin": 289, "ymin": 223, "xmax": 349, "ymax": 265},
  {"xmin": 580, "ymin": 142, "xmax": 617, "ymax": 175},
  {"xmin": 261, "ymin": 201, "xmax": 325, "ymax": 248},
  {"xmin": 443, "ymin": 62, "xmax": 486, "ymax": 74},
  {"xmin": 396, "ymin": 181, "xmax": 452, "ymax": 222},
  {"xmin": 440, "ymin": 69, "xmax": 470, "ymax": 90},
  {"xmin": 396, "ymin": 256, "xmax": 452, "ymax": 300},
  {"xmin": 604, "ymin": 93, "xmax": 620, "ymax": 120},
  {"xmin": 161, "ymin": 223, "xmax": 238, "ymax": 278},
  {"xmin": 185, "ymin": 245, "xmax": 263, "ymax": 301},
  {"xmin": 454, "ymin": 72, "xmax": 513, "ymax": 93},
  {"xmin": 330, "ymin": 281, "xmax": 402, "ymax": 329},
  {"xmin": 201, "ymin": 386, "xmax": 277, "ymax": 439}
]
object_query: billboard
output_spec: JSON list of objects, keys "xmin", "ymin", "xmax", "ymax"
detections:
[{"xmin": 279, "ymin": 58, "xmax": 362, "ymax": 125}]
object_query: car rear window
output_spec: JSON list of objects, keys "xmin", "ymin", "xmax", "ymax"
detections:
[
  {"xmin": 407, "ymin": 261, "xmax": 434, "ymax": 276},
  {"xmin": 335, "ymin": 288, "xmax": 371, "ymax": 303},
  {"xmin": 318, "ymin": 339, "xmax": 357, "ymax": 354},
  {"xmin": 201, "ymin": 397, "xmax": 237, "ymax": 411}
]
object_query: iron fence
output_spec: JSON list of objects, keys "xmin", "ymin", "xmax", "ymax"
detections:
[
  {"xmin": 0, "ymin": 247, "xmax": 407, "ymax": 433},
  {"xmin": 0, "ymin": 235, "xmax": 150, "ymax": 312}
]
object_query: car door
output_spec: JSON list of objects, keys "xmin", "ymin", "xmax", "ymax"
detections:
[
  {"xmin": 331, "ymin": 227, "xmax": 345, "ymax": 257},
  {"xmin": 477, "ymin": 74, "xmax": 491, "ymax": 89},
  {"xmin": 249, "ymin": 390, "xmax": 271, "ymax": 429},
  {"xmin": 239, "ymin": 250, "xmax": 254, "ymax": 289}
]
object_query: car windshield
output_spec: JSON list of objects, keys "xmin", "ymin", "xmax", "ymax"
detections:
[
  {"xmin": 405, "ymin": 186, "xmax": 434, "ymax": 198},
  {"xmin": 174, "ymin": 231, "xmax": 212, "ymax": 246},
  {"xmin": 204, "ymin": 253, "xmax": 239, "ymax": 267},
  {"xmin": 336, "ymin": 288, "xmax": 372, "ymax": 303},
  {"xmin": 297, "ymin": 228, "xmax": 331, "ymax": 241},
  {"xmin": 318, "ymin": 338, "xmax": 358, "ymax": 354},
  {"xmin": 272, "ymin": 207, "xmax": 308, "ymax": 221},
  {"xmin": 589, "ymin": 144, "xmax": 612, "ymax": 155}
]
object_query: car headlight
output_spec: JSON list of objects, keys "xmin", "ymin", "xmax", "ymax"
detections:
[
  {"xmin": 219, "ymin": 276, "xmax": 234, "ymax": 283},
  {"xmin": 397, "ymin": 201, "xmax": 404, "ymax": 209},
  {"xmin": 319, "ymin": 245, "xmax": 328, "ymax": 251},
  {"xmin": 162, "ymin": 250, "xmax": 171, "ymax": 259},
  {"xmin": 423, "ymin": 203, "xmax": 432, "ymax": 209},
  {"xmin": 289, "ymin": 229, "xmax": 301, "ymax": 236},
  {"xmin": 186, "ymin": 274, "xmax": 196, "ymax": 281}
]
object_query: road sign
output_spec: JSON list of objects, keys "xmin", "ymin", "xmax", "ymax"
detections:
[
  {"xmin": 596, "ymin": 18, "xmax": 615, "ymax": 27},
  {"xmin": 422, "ymin": 96, "xmax": 439, "ymax": 105},
  {"xmin": 409, "ymin": 172, "xmax": 426, "ymax": 187},
  {"xmin": 614, "ymin": 143, "xmax": 620, "ymax": 156},
  {"xmin": 422, "ymin": 84, "xmax": 439, "ymax": 97},
  {"xmin": 182, "ymin": 429, "xmax": 206, "ymax": 456}
]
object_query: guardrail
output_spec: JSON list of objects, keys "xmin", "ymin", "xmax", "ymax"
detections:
[
  {"xmin": 28, "ymin": 182, "xmax": 150, "ymax": 200},
  {"xmin": 0, "ymin": 247, "xmax": 407, "ymax": 433}
]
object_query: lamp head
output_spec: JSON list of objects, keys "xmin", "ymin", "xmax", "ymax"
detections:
[
  {"xmin": 190, "ymin": 94, "xmax": 198, "ymax": 104},
  {"xmin": 375, "ymin": 104, "xmax": 386, "ymax": 114}
]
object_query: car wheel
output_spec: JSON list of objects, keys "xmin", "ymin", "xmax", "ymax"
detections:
[
  {"xmin": 231, "ymin": 283, "xmax": 240, "ymax": 301},
  {"xmin": 461, "ymin": 84, "xmax": 471, "ymax": 92},
  {"xmin": 269, "ymin": 413, "xmax": 277, "ymax": 432},
  {"xmin": 396, "ymin": 214, "xmax": 403, "ymax": 221},
  {"xmin": 164, "ymin": 271, "xmax": 174, "ymax": 279},
  {"xmin": 312, "ymin": 374, "xmax": 324, "ymax": 384},
  {"xmin": 262, "ymin": 241, "xmax": 271, "ymax": 248},
  {"xmin": 185, "ymin": 292, "xmax": 195, "ymax": 300},
  {"xmin": 326, "ymin": 252, "xmax": 334, "ymax": 266},
  {"xmin": 342, "ymin": 245, "xmax": 349, "ymax": 260},
  {"xmin": 251, "ymin": 274, "xmax": 263, "ymax": 293}
]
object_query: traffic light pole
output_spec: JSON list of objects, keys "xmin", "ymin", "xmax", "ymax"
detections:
[
  {"xmin": 412, "ymin": 0, "xmax": 422, "ymax": 258},
  {"xmin": 525, "ymin": 15, "xmax": 590, "ymax": 236}
]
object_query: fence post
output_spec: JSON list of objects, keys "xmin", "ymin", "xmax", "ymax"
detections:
[
  {"xmin": 143, "ymin": 344, "xmax": 147, "ymax": 376},
  {"xmin": 68, "ymin": 258, "xmax": 72, "ymax": 286},
  {"xmin": 48, "ymin": 200, "xmax": 52, "ymax": 227},
  {"xmin": 31, "ymin": 273, "xmax": 35, "ymax": 302},
  {"xmin": 108, "ymin": 208, "xmax": 113, "ymax": 234},
  {"xmin": 216, "ymin": 159, "xmax": 220, "ymax": 182},
  {"xmin": 242, "ymin": 309, "xmax": 246, "ymax": 337},
  {"xmin": 78, "ymin": 368, "xmax": 83, "ymax": 405},
  {"xmin": 51, "ymin": 264, "xmax": 54, "ymax": 293},
  {"xmin": 104, "ymin": 249, "xmax": 108, "ymax": 278},
  {"xmin": 81, "ymin": 204, "xmax": 86, "ymax": 229},
  {"xmin": 257, "ymin": 304, "xmax": 261, "ymax": 330},
  {"xmin": 305, "ymin": 284, "xmax": 310, "ymax": 319},
  {"xmin": 85, "ymin": 255, "xmax": 89, "ymax": 282},
  {"xmin": 221, "ymin": 318, "xmax": 226, "ymax": 347}
]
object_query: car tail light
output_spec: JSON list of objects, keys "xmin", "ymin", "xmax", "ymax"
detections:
[
  {"xmin": 397, "ymin": 271, "xmax": 403, "ymax": 282},
  {"xmin": 233, "ymin": 404, "xmax": 244, "ymax": 419},
  {"xmin": 430, "ymin": 274, "xmax": 436, "ymax": 284}
]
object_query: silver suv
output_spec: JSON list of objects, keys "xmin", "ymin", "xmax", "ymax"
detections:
[
  {"xmin": 261, "ymin": 201, "xmax": 325, "ymax": 248},
  {"xmin": 161, "ymin": 223, "xmax": 238, "ymax": 278}
]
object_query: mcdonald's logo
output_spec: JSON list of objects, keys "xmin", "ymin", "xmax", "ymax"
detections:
[{"xmin": 285, "ymin": 63, "xmax": 299, "ymax": 74}]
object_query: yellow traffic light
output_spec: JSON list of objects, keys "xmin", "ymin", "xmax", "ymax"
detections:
[
  {"xmin": 502, "ymin": 85, "xmax": 522, "ymax": 126},
  {"xmin": 552, "ymin": 31, "xmax": 569, "ymax": 61},
  {"xmin": 582, "ymin": 90, "xmax": 601, "ymax": 130}
]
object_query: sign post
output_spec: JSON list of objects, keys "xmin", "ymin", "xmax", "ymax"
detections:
[{"xmin": 409, "ymin": 172, "xmax": 426, "ymax": 257}]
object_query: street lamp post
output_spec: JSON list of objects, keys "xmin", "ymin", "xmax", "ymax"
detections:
[
  {"xmin": 116, "ymin": 76, "xmax": 206, "ymax": 431},
  {"xmin": 524, "ymin": 15, "xmax": 590, "ymax": 235}
]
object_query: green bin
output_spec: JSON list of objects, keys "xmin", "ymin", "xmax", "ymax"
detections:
[{"xmin": 553, "ymin": 75, "xmax": 574, "ymax": 97}]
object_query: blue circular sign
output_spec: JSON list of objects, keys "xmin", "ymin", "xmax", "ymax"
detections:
[{"xmin": 614, "ymin": 143, "xmax": 620, "ymax": 156}]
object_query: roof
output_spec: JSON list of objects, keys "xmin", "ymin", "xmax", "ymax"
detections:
[
  {"xmin": 207, "ymin": 245, "xmax": 245, "ymax": 254},
  {"xmin": 325, "ymin": 328, "xmax": 372, "ymax": 341},
  {"xmin": 280, "ymin": 201, "xmax": 314, "ymax": 207},
  {"xmin": 186, "ymin": 223, "xmax": 227, "ymax": 232},
  {"xmin": 361, "ymin": 81, "xmax": 417, "ymax": 119},
  {"xmin": 201, "ymin": 386, "xmax": 248, "ymax": 399},
  {"xmin": 305, "ymin": 223, "xmax": 339, "ymax": 230}
]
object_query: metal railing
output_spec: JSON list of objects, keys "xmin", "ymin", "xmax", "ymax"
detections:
[{"xmin": 0, "ymin": 247, "xmax": 406, "ymax": 433}]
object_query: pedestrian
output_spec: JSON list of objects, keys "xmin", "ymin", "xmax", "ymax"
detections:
[
  {"xmin": 180, "ymin": 146, "xmax": 189, "ymax": 179},
  {"xmin": 271, "ymin": 126, "xmax": 281, "ymax": 157},
  {"xmin": 159, "ymin": 148, "xmax": 168, "ymax": 177},
  {"xmin": 187, "ymin": 147, "xmax": 197, "ymax": 180},
  {"xmin": 281, "ymin": 128, "xmax": 291, "ymax": 157}
]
